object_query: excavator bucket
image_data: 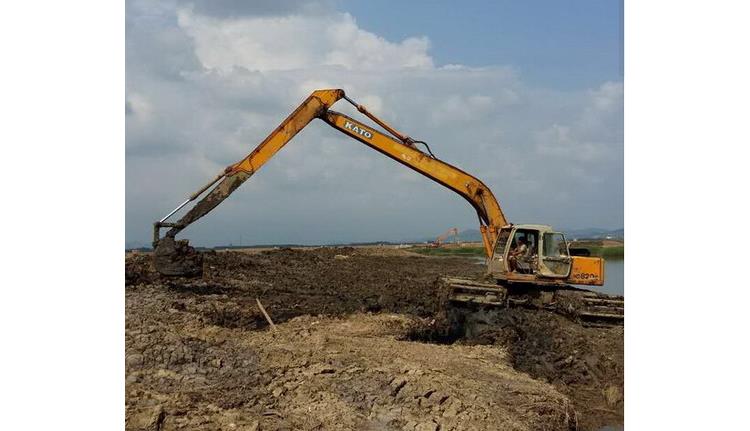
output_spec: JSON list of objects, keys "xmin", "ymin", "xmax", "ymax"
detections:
[{"xmin": 153, "ymin": 237, "xmax": 204, "ymax": 277}]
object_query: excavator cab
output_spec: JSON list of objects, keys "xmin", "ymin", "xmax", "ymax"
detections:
[{"xmin": 488, "ymin": 225, "xmax": 604, "ymax": 286}]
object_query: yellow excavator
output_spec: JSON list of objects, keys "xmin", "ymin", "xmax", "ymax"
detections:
[{"xmin": 153, "ymin": 89, "xmax": 623, "ymax": 322}]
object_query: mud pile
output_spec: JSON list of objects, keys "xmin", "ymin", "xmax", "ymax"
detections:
[
  {"xmin": 442, "ymin": 309, "xmax": 623, "ymax": 429},
  {"xmin": 127, "ymin": 247, "xmax": 483, "ymax": 327},
  {"xmin": 126, "ymin": 248, "xmax": 623, "ymax": 430}
]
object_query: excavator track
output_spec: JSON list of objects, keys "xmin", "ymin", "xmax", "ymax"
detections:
[{"xmin": 444, "ymin": 277, "xmax": 623, "ymax": 325}]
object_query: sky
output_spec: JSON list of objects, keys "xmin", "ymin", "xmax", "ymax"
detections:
[{"xmin": 126, "ymin": 0, "xmax": 623, "ymax": 248}]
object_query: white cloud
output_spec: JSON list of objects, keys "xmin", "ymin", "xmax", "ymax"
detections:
[
  {"xmin": 126, "ymin": 2, "xmax": 623, "ymax": 247},
  {"xmin": 177, "ymin": 9, "xmax": 433, "ymax": 72},
  {"xmin": 591, "ymin": 81, "xmax": 624, "ymax": 112},
  {"xmin": 534, "ymin": 81, "xmax": 623, "ymax": 164},
  {"xmin": 125, "ymin": 93, "xmax": 153, "ymax": 120}
]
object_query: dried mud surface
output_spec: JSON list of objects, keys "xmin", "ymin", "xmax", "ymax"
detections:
[{"xmin": 126, "ymin": 248, "xmax": 623, "ymax": 430}]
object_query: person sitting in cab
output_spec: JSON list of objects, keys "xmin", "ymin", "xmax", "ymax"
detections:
[{"xmin": 508, "ymin": 237, "xmax": 528, "ymax": 272}]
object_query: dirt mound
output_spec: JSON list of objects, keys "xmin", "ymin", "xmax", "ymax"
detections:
[
  {"xmin": 404, "ymin": 305, "xmax": 623, "ymax": 430},
  {"xmin": 127, "ymin": 309, "xmax": 575, "ymax": 431},
  {"xmin": 449, "ymin": 308, "xmax": 623, "ymax": 430},
  {"xmin": 126, "ymin": 247, "xmax": 622, "ymax": 430}
]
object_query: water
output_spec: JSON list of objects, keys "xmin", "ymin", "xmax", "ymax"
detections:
[{"xmin": 600, "ymin": 259, "xmax": 624, "ymax": 296}]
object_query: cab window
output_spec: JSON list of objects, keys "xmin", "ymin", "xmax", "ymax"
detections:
[
  {"xmin": 493, "ymin": 229, "xmax": 511, "ymax": 258},
  {"xmin": 543, "ymin": 233, "xmax": 569, "ymax": 257}
]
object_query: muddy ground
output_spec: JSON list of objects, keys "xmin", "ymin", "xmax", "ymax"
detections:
[{"xmin": 126, "ymin": 247, "xmax": 623, "ymax": 430}]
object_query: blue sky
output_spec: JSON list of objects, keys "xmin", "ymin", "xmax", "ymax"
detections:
[
  {"xmin": 345, "ymin": 0, "xmax": 623, "ymax": 89},
  {"xmin": 126, "ymin": 0, "xmax": 623, "ymax": 247}
]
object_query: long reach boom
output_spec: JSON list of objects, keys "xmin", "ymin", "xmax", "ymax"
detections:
[{"xmin": 154, "ymin": 89, "xmax": 508, "ymax": 272}]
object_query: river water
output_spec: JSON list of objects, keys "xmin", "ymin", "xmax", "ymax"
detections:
[{"xmin": 600, "ymin": 258, "xmax": 624, "ymax": 296}]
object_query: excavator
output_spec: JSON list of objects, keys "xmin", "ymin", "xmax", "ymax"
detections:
[
  {"xmin": 430, "ymin": 228, "xmax": 459, "ymax": 248},
  {"xmin": 153, "ymin": 89, "xmax": 623, "ymax": 323}
]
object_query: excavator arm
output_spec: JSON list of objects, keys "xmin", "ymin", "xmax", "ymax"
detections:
[
  {"xmin": 322, "ymin": 110, "xmax": 506, "ymax": 255},
  {"xmin": 155, "ymin": 89, "xmax": 346, "ymax": 241},
  {"xmin": 153, "ymin": 89, "xmax": 508, "ymax": 275}
]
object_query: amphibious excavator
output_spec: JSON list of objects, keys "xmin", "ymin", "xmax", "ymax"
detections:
[{"xmin": 153, "ymin": 89, "xmax": 623, "ymax": 323}]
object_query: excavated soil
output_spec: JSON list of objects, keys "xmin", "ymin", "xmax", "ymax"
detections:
[{"xmin": 126, "ymin": 247, "xmax": 623, "ymax": 430}]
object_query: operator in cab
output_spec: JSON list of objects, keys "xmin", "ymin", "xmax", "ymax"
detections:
[{"xmin": 508, "ymin": 237, "xmax": 528, "ymax": 272}]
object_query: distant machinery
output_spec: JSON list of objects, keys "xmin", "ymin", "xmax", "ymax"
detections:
[{"xmin": 431, "ymin": 228, "xmax": 459, "ymax": 248}]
